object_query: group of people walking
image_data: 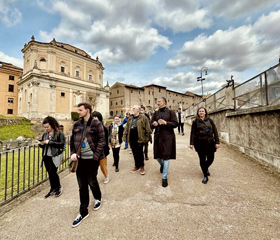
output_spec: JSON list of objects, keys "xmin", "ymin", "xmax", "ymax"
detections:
[{"xmin": 39, "ymin": 99, "xmax": 220, "ymax": 227}]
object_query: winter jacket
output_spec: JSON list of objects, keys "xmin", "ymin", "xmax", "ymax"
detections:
[
  {"xmin": 190, "ymin": 117, "xmax": 220, "ymax": 152},
  {"xmin": 151, "ymin": 107, "xmax": 178, "ymax": 160},
  {"xmin": 70, "ymin": 116, "xmax": 105, "ymax": 161},
  {"xmin": 123, "ymin": 114, "xmax": 151, "ymax": 144}
]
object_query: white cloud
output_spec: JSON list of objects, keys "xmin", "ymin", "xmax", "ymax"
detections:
[
  {"xmin": 0, "ymin": 51, "xmax": 23, "ymax": 67},
  {"xmin": 166, "ymin": 10, "xmax": 280, "ymax": 73},
  {"xmin": 209, "ymin": 0, "xmax": 279, "ymax": 18},
  {"xmin": 0, "ymin": 0, "xmax": 22, "ymax": 27}
]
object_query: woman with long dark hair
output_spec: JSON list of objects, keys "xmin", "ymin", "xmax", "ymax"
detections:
[
  {"xmin": 189, "ymin": 107, "xmax": 220, "ymax": 184},
  {"xmin": 39, "ymin": 116, "xmax": 65, "ymax": 198}
]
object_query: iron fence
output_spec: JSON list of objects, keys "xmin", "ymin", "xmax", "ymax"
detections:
[{"xmin": 0, "ymin": 136, "xmax": 71, "ymax": 205}]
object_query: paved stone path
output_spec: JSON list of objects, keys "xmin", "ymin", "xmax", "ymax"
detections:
[{"xmin": 0, "ymin": 125, "xmax": 279, "ymax": 240}]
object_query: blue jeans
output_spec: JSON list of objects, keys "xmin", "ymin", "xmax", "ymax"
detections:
[
  {"xmin": 125, "ymin": 141, "xmax": 128, "ymax": 148},
  {"xmin": 157, "ymin": 158, "xmax": 169, "ymax": 179}
]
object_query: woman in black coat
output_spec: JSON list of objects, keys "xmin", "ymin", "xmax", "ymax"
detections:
[{"xmin": 189, "ymin": 107, "xmax": 220, "ymax": 184}]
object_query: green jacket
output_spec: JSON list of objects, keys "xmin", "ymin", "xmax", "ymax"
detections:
[{"xmin": 123, "ymin": 114, "xmax": 151, "ymax": 143}]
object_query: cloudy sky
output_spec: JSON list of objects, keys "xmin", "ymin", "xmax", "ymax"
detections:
[{"xmin": 1, "ymin": 0, "xmax": 280, "ymax": 95}]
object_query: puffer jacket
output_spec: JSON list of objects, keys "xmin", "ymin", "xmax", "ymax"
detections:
[
  {"xmin": 70, "ymin": 116, "xmax": 105, "ymax": 161},
  {"xmin": 123, "ymin": 114, "xmax": 151, "ymax": 144}
]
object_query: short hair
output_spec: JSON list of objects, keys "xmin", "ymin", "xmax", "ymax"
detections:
[
  {"xmin": 77, "ymin": 103, "xmax": 92, "ymax": 114},
  {"xmin": 141, "ymin": 105, "xmax": 146, "ymax": 110},
  {"xmin": 132, "ymin": 105, "xmax": 140, "ymax": 110},
  {"xmin": 42, "ymin": 116, "xmax": 59, "ymax": 131},
  {"xmin": 114, "ymin": 115, "xmax": 119, "ymax": 119},
  {"xmin": 178, "ymin": 108, "xmax": 181, "ymax": 110},
  {"xmin": 158, "ymin": 96, "xmax": 167, "ymax": 104}
]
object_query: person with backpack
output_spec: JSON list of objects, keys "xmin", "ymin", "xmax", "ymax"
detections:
[
  {"xmin": 189, "ymin": 107, "xmax": 220, "ymax": 184},
  {"xmin": 92, "ymin": 111, "xmax": 110, "ymax": 184},
  {"xmin": 39, "ymin": 116, "xmax": 65, "ymax": 198}
]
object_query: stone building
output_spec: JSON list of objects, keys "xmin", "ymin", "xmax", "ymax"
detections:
[
  {"xmin": 17, "ymin": 36, "xmax": 109, "ymax": 133},
  {"xmin": 109, "ymin": 82, "xmax": 202, "ymax": 117},
  {"xmin": 0, "ymin": 61, "xmax": 23, "ymax": 116}
]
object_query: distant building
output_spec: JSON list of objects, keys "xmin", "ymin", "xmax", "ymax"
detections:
[
  {"xmin": 109, "ymin": 82, "xmax": 202, "ymax": 117},
  {"xmin": 17, "ymin": 36, "xmax": 109, "ymax": 132},
  {"xmin": 0, "ymin": 61, "xmax": 22, "ymax": 116}
]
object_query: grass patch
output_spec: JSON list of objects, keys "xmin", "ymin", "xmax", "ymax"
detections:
[{"xmin": 0, "ymin": 123, "xmax": 35, "ymax": 141}]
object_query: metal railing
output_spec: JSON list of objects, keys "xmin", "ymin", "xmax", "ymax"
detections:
[
  {"xmin": 185, "ymin": 63, "xmax": 280, "ymax": 117},
  {"xmin": 234, "ymin": 63, "xmax": 280, "ymax": 110},
  {"xmin": 0, "ymin": 136, "xmax": 71, "ymax": 205}
]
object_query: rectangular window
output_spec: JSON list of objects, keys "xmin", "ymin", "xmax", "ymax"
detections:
[
  {"xmin": 131, "ymin": 90, "xmax": 133, "ymax": 93},
  {"xmin": 9, "ymin": 75, "xmax": 15, "ymax": 80},
  {"xmin": 61, "ymin": 66, "xmax": 65, "ymax": 73},
  {"xmin": 155, "ymin": 98, "xmax": 157, "ymax": 101},
  {"xmin": 7, "ymin": 109, "xmax": 13, "ymax": 114},
  {"xmin": 149, "ymin": 91, "xmax": 150, "ymax": 95},
  {"xmin": 121, "ymin": 100, "xmax": 123, "ymax": 105},
  {"xmin": 117, "ymin": 90, "xmax": 119, "ymax": 94},
  {"xmin": 8, "ymin": 98, "xmax": 14, "ymax": 103},
  {"xmin": 139, "ymin": 91, "xmax": 140, "ymax": 94},
  {"xmin": 76, "ymin": 71, "xmax": 79, "ymax": 77},
  {"xmin": 116, "ymin": 102, "xmax": 118, "ymax": 106},
  {"xmin": 111, "ymin": 101, "xmax": 112, "ymax": 106},
  {"xmin": 61, "ymin": 92, "xmax": 65, "ymax": 97},
  {"xmin": 159, "ymin": 88, "xmax": 161, "ymax": 92},
  {"xmin": 148, "ymin": 100, "xmax": 150, "ymax": 104},
  {"xmin": 89, "ymin": 74, "xmax": 92, "ymax": 80},
  {"xmin": 8, "ymin": 84, "xmax": 14, "ymax": 92}
]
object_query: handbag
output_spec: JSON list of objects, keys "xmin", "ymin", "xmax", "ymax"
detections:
[{"xmin": 69, "ymin": 119, "xmax": 93, "ymax": 173}]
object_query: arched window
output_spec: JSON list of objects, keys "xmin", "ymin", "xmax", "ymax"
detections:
[
  {"xmin": 60, "ymin": 61, "xmax": 66, "ymax": 73},
  {"xmin": 88, "ymin": 70, "xmax": 93, "ymax": 80},
  {"xmin": 75, "ymin": 66, "xmax": 80, "ymax": 77},
  {"xmin": 39, "ymin": 58, "xmax": 46, "ymax": 69}
]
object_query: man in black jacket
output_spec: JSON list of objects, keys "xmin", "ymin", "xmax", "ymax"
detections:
[{"xmin": 70, "ymin": 103, "xmax": 105, "ymax": 228}]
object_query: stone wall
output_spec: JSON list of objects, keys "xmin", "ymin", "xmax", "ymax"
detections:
[
  {"xmin": 187, "ymin": 106, "xmax": 280, "ymax": 172},
  {"xmin": 0, "ymin": 118, "xmax": 25, "ymax": 126}
]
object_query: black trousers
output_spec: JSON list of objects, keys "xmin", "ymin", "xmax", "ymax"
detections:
[
  {"xmin": 112, "ymin": 147, "xmax": 120, "ymax": 168},
  {"xmin": 76, "ymin": 158, "xmax": 101, "ymax": 217},
  {"xmin": 197, "ymin": 150, "xmax": 215, "ymax": 177},
  {"xmin": 143, "ymin": 142, "xmax": 148, "ymax": 157},
  {"xmin": 178, "ymin": 123, "xmax": 184, "ymax": 133},
  {"xmin": 43, "ymin": 155, "xmax": 61, "ymax": 191},
  {"xmin": 130, "ymin": 142, "xmax": 144, "ymax": 168}
]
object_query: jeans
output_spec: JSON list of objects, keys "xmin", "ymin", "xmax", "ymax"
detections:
[
  {"xmin": 125, "ymin": 141, "xmax": 128, "ymax": 148},
  {"xmin": 43, "ymin": 155, "xmax": 61, "ymax": 191},
  {"xmin": 130, "ymin": 142, "xmax": 144, "ymax": 168},
  {"xmin": 157, "ymin": 158, "xmax": 170, "ymax": 179},
  {"xmin": 112, "ymin": 147, "xmax": 120, "ymax": 168},
  {"xmin": 76, "ymin": 158, "xmax": 101, "ymax": 217}
]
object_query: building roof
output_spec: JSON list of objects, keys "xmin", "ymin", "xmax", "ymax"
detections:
[
  {"xmin": 0, "ymin": 61, "xmax": 23, "ymax": 74},
  {"xmin": 21, "ymin": 36, "xmax": 104, "ymax": 70},
  {"xmin": 143, "ymin": 84, "xmax": 167, "ymax": 89},
  {"xmin": 111, "ymin": 82, "xmax": 144, "ymax": 90}
]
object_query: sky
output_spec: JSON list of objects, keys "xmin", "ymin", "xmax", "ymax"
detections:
[{"xmin": 1, "ymin": 0, "xmax": 280, "ymax": 95}]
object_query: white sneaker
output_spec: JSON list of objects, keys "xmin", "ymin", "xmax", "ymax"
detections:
[{"xmin": 104, "ymin": 176, "xmax": 110, "ymax": 184}]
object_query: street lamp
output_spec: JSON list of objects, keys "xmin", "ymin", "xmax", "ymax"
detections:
[{"xmin": 197, "ymin": 67, "xmax": 208, "ymax": 99}]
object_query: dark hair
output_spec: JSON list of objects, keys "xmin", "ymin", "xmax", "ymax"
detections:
[
  {"xmin": 42, "ymin": 116, "xmax": 59, "ymax": 131},
  {"xmin": 78, "ymin": 103, "xmax": 92, "ymax": 114},
  {"xmin": 178, "ymin": 108, "xmax": 181, "ymax": 110},
  {"xmin": 141, "ymin": 105, "xmax": 146, "ymax": 110},
  {"xmin": 92, "ymin": 111, "xmax": 103, "ymax": 122},
  {"xmin": 196, "ymin": 107, "xmax": 208, "ymax": 119},
  {"xmin": 159, "ymin": 96, "xmax": 167, "ymax": 104}
]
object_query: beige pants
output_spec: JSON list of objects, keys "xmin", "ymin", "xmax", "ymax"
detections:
[{"xmin": 99, "ymin": 157, "xmax": 108, "ymax": 178}]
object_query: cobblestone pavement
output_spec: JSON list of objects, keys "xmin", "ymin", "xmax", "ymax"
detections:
[{"xmin": 0, "ymin": 125, "xmax": 279, "ymax": 240}]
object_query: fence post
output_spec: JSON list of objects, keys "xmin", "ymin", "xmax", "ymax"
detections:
[{"xmin": 264, "ymin": 71, "xmax": 269, "ymax": 105}]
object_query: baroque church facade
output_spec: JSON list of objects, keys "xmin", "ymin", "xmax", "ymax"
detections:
[{"xmin": 17, "ymin": 36, "xmax": 109, "ymax": 132}]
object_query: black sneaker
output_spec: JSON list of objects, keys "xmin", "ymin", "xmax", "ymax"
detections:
[
  {"xmin": 145, "ymin": 155, "xmax": 149, "ymax": 160},
  {"xmin": 162, "ymin": 178, "xmax": 168, "ymax": 187},
  {"xmin": 93, "ymin": 199, "xmax": 101, "ymax": 211},
  {"xmin": 54, "ymin": 187, "xmax": 63, "ymax": 197},
  {"xmin": 202, "ymin": 177, "xmax": 208, "ymax": 184},
  {"xmin": 45, "ymin": 189, "xmax": 55, "ymax": 198},
  {"xmin": 72, "ymin": 213, "xmax": 89, "ymax": 228}
]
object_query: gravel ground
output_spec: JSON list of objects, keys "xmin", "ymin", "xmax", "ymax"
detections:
[{"xmin": 0, "ymin": 124, "xmax": 279, "ymax": 240}]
